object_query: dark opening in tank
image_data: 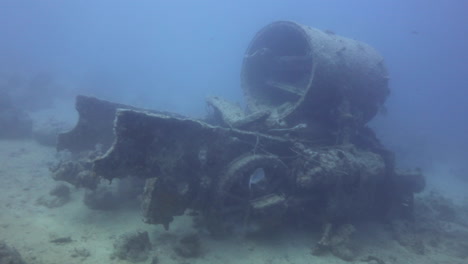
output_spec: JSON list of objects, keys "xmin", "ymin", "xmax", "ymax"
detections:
[{"xmin": 243, "ymin": 22, "xmax": 313, "ymax": 112}]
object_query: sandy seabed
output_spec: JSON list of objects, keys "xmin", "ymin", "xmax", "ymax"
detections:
[{"xmin": 0, "ymin": 139, "xmax": 467, "ymax": 264}]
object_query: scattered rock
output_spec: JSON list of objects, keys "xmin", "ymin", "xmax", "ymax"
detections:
[
  {"xmin": 0, "ymin": 241, "xmax": 26, "ymax": 264},
  {"xmin": 112, "ymin": 231, "xmax": 152, "ymax": 262},
  {"xmin": 174, "ymin": 233, "xmax": 203, "ymax": 258},
  {"xmin": 71, "ymin": 247, "xmax": 90, "ymax": 260},
  {"xmin": 49, "ymin": 236, "xmax": 73, "ymax": 244}
]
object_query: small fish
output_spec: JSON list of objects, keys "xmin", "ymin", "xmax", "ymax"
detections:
[{"xmin": 249, "ymin": 168, "xmax": 265, "ymax": 189}]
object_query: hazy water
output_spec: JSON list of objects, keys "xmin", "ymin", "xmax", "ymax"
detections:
[{"xmin": 0, "ymin": 1, "xmax": 467, "ymax": 263}]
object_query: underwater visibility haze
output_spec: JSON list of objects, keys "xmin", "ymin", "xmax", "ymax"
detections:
[{"xmin": 0, "ymin": 1, "xmax": 467, "ymax": 264}]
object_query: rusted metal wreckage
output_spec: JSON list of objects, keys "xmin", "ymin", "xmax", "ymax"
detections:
[{"xmin": 54, "ymin": 21, "xmax": 424, "ymax": 235}]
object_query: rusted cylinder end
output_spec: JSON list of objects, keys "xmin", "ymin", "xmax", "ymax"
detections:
[{"xmin": 241, "ymin": 21, "xmax": 389, "ymax": 127}]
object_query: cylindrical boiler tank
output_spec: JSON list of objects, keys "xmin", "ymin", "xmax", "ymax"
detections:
[{"xmin": 241, "ymin": 21, "xmax": 389, "ymax": 128}]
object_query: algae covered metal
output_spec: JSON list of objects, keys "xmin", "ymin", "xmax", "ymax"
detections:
[
  {"xmin": 55, "ymin": 21, "xmax": 424, "ymax": 235},
  {"xmin": 240, "ymin": 21, "xmax": 389, "ymax": 143}
]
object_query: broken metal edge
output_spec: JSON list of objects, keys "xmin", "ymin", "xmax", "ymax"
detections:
[
  {"xmin": 113, "ymin": 108, "xmax": 291, "ymax": 143},
  {"xmin": 57, "ymin": 95, "xmax": 185, "ymax": 154},
  {"xmin": 93, "ymin": 109, "xmax": 292, "ymax": 181}
]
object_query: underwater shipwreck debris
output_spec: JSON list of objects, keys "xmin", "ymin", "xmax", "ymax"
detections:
[
  {"xmin": 92, "ymin": 109, "xmax": 294, "ymax": 229},
  {"xmin": 206, "ymin": 96, "xmax": 270, "ymax": 131},
  {"xmin": 49, "ymin": 152, "xmax": 100, "ymax": 189},
  {"xmin": 386, "ymin": 169, "xmax": 426, "ymax": 219},
  {"xmin": 90, "ymin": 107, "xmax": 403, "ymax": 231},
  {"xmin": 57, "ymin": 95, "xmax": 183, "ymax": 154},
  {"xmin": 56, "ymin": 95, "xmax": 140, "ymax": 153},
  {"xmin": 54, "ymin": 20, "xmax": 425, "ymax": 259},
  {"xmin": 213, "ymin": 153, "xmax": 291, "ymax": 231},
  {"xmin": 241, "ymin": 21, "xmax": 389, "ymax": 140},
  {"xmin": 83, "ymin": 186, "xmax": 121, "ymax": 211}
]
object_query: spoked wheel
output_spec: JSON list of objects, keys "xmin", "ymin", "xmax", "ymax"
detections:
[{"xmin": 213, "ymin": 154, "xmax": 290, "ymax": 232}]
